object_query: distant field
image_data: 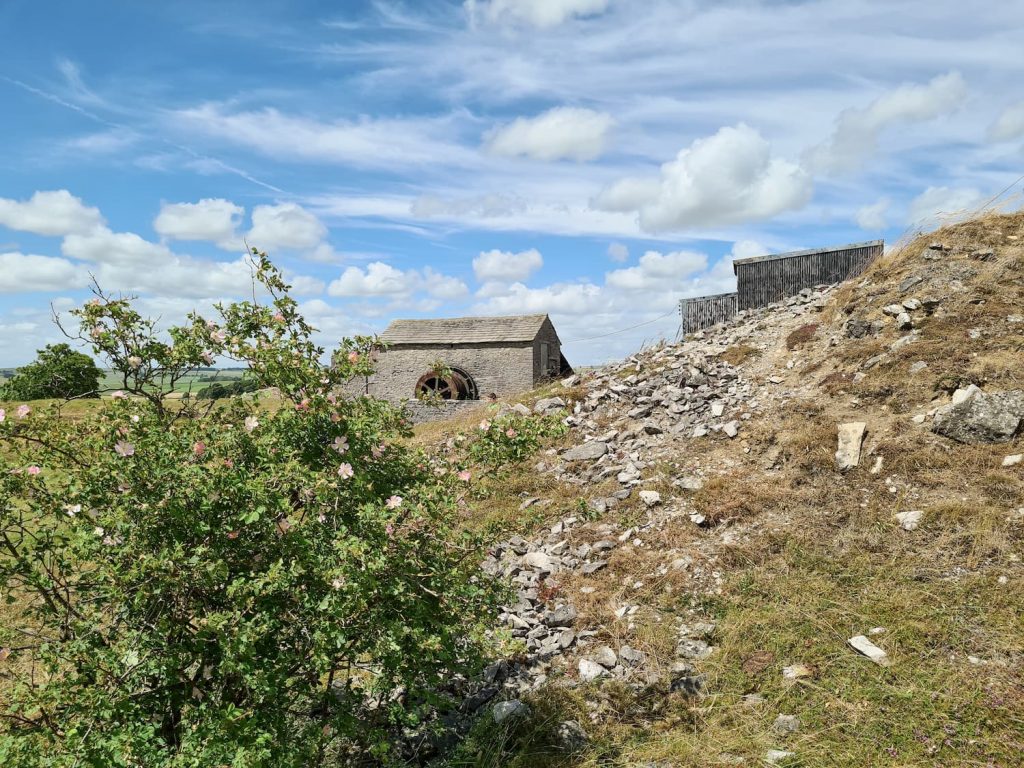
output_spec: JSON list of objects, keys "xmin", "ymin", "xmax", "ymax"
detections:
[{"xmin": 0, "ymin": 368, "xmax": 250, "ymax": 397}]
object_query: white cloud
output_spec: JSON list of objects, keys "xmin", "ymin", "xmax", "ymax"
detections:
[
  {"xmin": 907, "ymin": 186, "xmax": 983, "ymax": 224},
  {"xmin": 327, "ymin": 262, "xmax": 468, "ymax": 300},
  {"xmin": 855, "ymin": 198, "xmax": 890, "ymax": 231},
  {"xmin": 594, "ymin": 124, "xmax": 812, "ymax": 232},
  {"xmin": 729, "ymin": 240, "xmax": 766, "ymax": 262},
  {"xmin": 467, "ymin": 0, "xmax": 611, "ymax": 28},
  {"xmin": 485, "ymin": 107, "xmax": 614, "ymax": 162},
  {"xmin": 805, "ymin": 72, "xmax": 968, "ymax": 173},
  {"xmin": 62, "ymin": 128, "xmax": 138, "ymax": 155},
  {"xmin": 0, "ymin": 190, "xmax": 104, "ymax": 237},
  {"xmin": 605, "ymin": 250, "xmax": 707, "ymax": 292},
  {"xmin": 473, "ymin": 248, "xmax": 543, "ymax": 282},
  {"xmin": 175, "ymin": 104, "xmax": 476, "ymax": 171},
  {"xmin": 63, "ymin": 227, "xmax": 172, "ymax": 267},
  {"xmin": 607, "ymin": 242, "xmax": 629, "ymax": 262},
  {"xmin": 248, "ymin": 203, "xmax": 327, "ymax": 251},
  {"xmin": 154, "ymin": 198, "xmax": 245, "ymax": 248},
  {"xmin": 0, "ymin": 252, "xmax": 89, "ymax": 293},
  {"xmin": 989, "ymin": 101, "xmax": 1024, "ymax": 142}
]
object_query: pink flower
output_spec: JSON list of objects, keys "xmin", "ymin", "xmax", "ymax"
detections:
[
  {"xmin": 385, "ymin": 523, "xmax": 395, "ymax": 538},
  {"xmin": 385, "ymin": 495, "xmax": 402, "ymax": 510},
  {"xmin": 330, "ymin": 412, "xmax": 341, "ymax": 423},
  {"xmin": 89, "ymin": 298, "xmax": 101, "ymax": 307},
  {"xmin": 331, "ymin": 436, "xmax": 349, "ymax": 454},
  {"xmin": 337, "ymin": 463, "xmax": 354, "ymax": 480},
  {"xmin": 16, "ymin": 405, "xmax": 30, "ymax": 419},
  {"xmin": 347, "ymin": 350, "xmax": 359, "ymax": 364},
  {"xmin": 90, "ymin": 326, "xmax": 103, "ymax": 339},
  {"xmin": 26, "ymin": 466, "xmax": 41, "ymax": 476},
  {"xmin": 244, "ymin": 416, "xmax": 259, "ymax": 433},
  {"xmin": 273, "ymin": 312, "xmax": 286, "ymax": 323},
  {"xmin": 372, "ymin": 444, "xmax": 385, "ymax": 459},
  {"xmin": 114, "ymin": 440, "xmax": 135, "ymax": 458},
  {"xmin": 458, "ymin": 470, "xmax": 472, "ymax": 482},
  {"xmin": 227, "ymin": 530, "xmax": 240, "ymax": 540},
  {"xmin": 127, "ymin": 356, "xmax": 142, "ymax": 369},
  {"xmin": 223, "ymin": 458, "xmax": 234, "ymax": 468},
  {"xmin": 479, "ymin": 420, "xmax": 490, "ymax": 431},
  {"xmin": 210, "ymin": 328, "xmax": 226, "ymax": 344},
  {"xmin": 111, "ymin": 391, "xmax": 127, "ymax": 399},
  {"xmin": 295, "ymin": 398, "xmax": 311, "ymax": 412},
  {"xmin": 201, "ymin": 351, "xmax": 215, "ymax": 366},
  {"xmin": 506, "ymin": 428, "xmax": 518, "ymax": 438},
  {"xmin": 0, "ymin": 409, "xmax": 5, "ymax": 423},
  {"xmin": 193, "ymin": 441, "xmax": 206, "ymax": 457}
]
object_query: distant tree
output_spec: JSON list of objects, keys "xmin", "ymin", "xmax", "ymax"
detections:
[
  {"xmin": 1, "ymin": 343, "xmax": 101, "ymax": 400},
  {"xmin": 196, "ymin": 376, "xmax": 261, "ymax": 400}
]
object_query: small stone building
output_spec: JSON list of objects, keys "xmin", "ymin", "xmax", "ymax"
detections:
[{"xmin": 363, "ymin": 314, "xmax": 571, "ymax": 403}]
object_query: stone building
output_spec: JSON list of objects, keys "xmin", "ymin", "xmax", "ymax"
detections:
[{"xmin": 359, "ymin": 313, "xmax": 571, "ymax": 404}]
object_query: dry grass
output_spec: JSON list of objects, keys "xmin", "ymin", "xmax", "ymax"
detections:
[
  {"xmin": 785, "ymin": 322, "xmax": 819, "ymax": 350},
  {"xmin": 718, "ymin": 344, "xmax": 760, "ymax": 367}
]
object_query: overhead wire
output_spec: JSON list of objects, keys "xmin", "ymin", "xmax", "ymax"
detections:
[{"xmin": 562, "ymin": 305, "xmax": 680, "ymax": 344}]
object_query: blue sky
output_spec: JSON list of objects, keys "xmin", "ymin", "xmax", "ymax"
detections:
[{"xmin": 1, "ymin": 0, "xmax": 1023, "ymax": 366}]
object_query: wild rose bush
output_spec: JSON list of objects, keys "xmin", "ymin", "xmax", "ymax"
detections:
[
  {"xmin": 468, "ymin": 413, "xmax": 567, "ymax": 468},
  {"xmin": 0, "ymin": 252, "xmax": 497, "ymax": 766}
]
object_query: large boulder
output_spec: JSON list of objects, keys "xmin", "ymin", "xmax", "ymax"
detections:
[{"xmin": 932, "ymin": 388, "xmax": 1024, "ymax": 443}]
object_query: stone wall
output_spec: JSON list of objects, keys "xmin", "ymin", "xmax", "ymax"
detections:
[
  {"xmin": 365, "ymin": 342, "xmax": 537, "ymax": 402},
  {"xmin": 532, "ymin": 318, "xmax": 564, "ymax": 381},
  {"xmin": 401, "ymin": 399, "xmax": 489, "ymax": 424}
]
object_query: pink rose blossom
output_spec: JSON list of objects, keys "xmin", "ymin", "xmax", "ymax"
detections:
[
  {"xmin": 273, "ymin": 312, "xmax": 286, "ymax": 323},
  {"xmin": 458, "ymin": 470, "xmax": 472, "ymax": 482},
  {"xmin": 506, "ymin": 428, "xmax": 518, "ymax": 438},
  {"xmin": 114, "ymin": 440, "xmax": 135, "ymax": 458},
  {"xmin": 127, "ymin": 356, "xmax": 143, "ymax": 369},
  {"xmin": 347, "ymin": 350, "xmax": 359, "ymax": 364},
  {"xmin": 244, "ymin": 416, "xmax": 259, "ymax": 433},
  {"xmin": 223, "ymin": 458, "xmax": 234, "ymax": 468},
  {"xmin": 295, "ymin": 398, "xmax": 311, "ymax": 412},
  {"xmin": 0, "ymin": 409, "xmax": 5, "ymax": 423},
  {"xmin": 479, "ymin": 420, "xmax": 490, "ymax": 431},
  {"xmin": 331, "ymin": 436, "xmax": 349, "ymax": 454},
  {"xmin": 210, "ymin": 328, "xmax": 226, "ymax": 344},
  {"xmin": 385, "ymin": 495, "xmax": 402, "ymax": 510},
  {"xmin": 90, "ymin": 326, "xmax": 103, "ymax": 339},
  {"xmin": 111, "ymin": 391, "xmax": 126, "ymax": 399},
  {"xmin": 385, "ymin": 523, "xmax": 395, "ymax": 537},
  {"xmin": 26, "ymin": 466, "xmax": 41, "ymax": 476},
  {"xmin": 337, "ymin": 463, "xmax": 354, "ymax": 480},
  {"xmin": 193, "ymin": 441, "xmax": 206, "ymax": 457},
  {"xmin": 201, "ymin": 351, "xmax": 215, "ymax": 366},
  {"xmin": 330, "ymin": 412, "xmax": 341, "ymax": 423},
  {"xmin": 17, "ymin": 405, "xmax": 30, "ymax": 419}
]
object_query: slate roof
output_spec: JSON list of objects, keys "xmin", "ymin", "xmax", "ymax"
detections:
[{"xmin": 380, "ymin": 314, "xmax": 550, "ymax": 345}]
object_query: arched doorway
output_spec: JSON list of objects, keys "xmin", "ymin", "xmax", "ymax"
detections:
[{"xmin": 414, "ymin": 366, "xmax": 478, "ymax": 401}]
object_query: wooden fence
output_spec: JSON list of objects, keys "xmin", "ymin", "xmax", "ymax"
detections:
[
  {"xmin": 678, "ymin": 240, "xmax": 884, "ymax": 335},
  {"xmin": 679, "ymin": 291, "xmax": 739, "ymax": 333},
  {"xmin": 733, "ymin": 240, "xmax": 883, "ymax": 310}
]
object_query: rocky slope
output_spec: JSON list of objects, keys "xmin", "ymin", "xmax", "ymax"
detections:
[{"xmin": 427, "ymin": 211, "xmax": 1024, "ymax": 767}]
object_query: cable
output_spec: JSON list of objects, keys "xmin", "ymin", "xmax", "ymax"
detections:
[{"xmin": 563, "ymin": 306, "xmax": 681, "ymax": 343}]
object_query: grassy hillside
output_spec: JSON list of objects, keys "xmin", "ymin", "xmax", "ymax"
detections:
[{"xmin": 439, "ymin": 212, "xmax": 1024, "ymax": 767}]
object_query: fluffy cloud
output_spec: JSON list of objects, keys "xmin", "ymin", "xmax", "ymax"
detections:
[
  {"xmin": 0, "ymin": 190, "xmax": 104, "ymax": 237},
  {"xmin": 594, "ymin": 124, "xmax": 811, "ymax": 232},
  {"xmin": 607, "ymin": 242, "xmax": 629, "ymax": 263},
  {"xmin": 467, "ymin": 0, "xmax": 610, "ymax": 28},
  {"xmin": 805, "ymin": 72, "xmax": 968, "ymax": 173},
  {"xmin": 855, "ymin": 198, "xmax": 890, "ymax": 231},
  {"xmin": 154, "ymin": 198, "xmax": 244, "ymax": 248},
  {"xmin": 605, "ymin": 250, "xmax": 707, "ymax": 292},
  {"xmin": 247, "ymin": 203, "xmax": 327, "ymax": 251},
  {"xmin": 907, "ymin": 186, "xmax": 983, "ymax": 224},
  {"xmin": 327, "ymin": 262, "xmax": 468, "ymax": 301},
  {"xmin": 473, "ymin": 248, "xmax": 543, "ymax": 282},
  {"xmin": 485, "ymin": 107, "xmax": 614, "ymax": 162},
  {"xmin": 0, "ymin": 252, "xmax": 88, "ymax": 293},
  {"xmin": 989, "ymin": 101, "xmax": 1024, "ymax": 142},
  {"xmin": 63, "ymin": 227, "xmax": 172, "ymax": 267}
]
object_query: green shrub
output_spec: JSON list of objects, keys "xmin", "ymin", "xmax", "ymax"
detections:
[
  {"xmin": 0, "ymin": 343, "xmax": 101, "ymax": 401},
  {"xmin": 0, "ymin": 251, "xmax": 497, "ymax": 766},
  {"xmin": 196, "ymin": 377, "xmax": 261, "ymax": 400},
  {"xmin": 468, "ymin": 413, "xmax": 567, "ymax": 467}
]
